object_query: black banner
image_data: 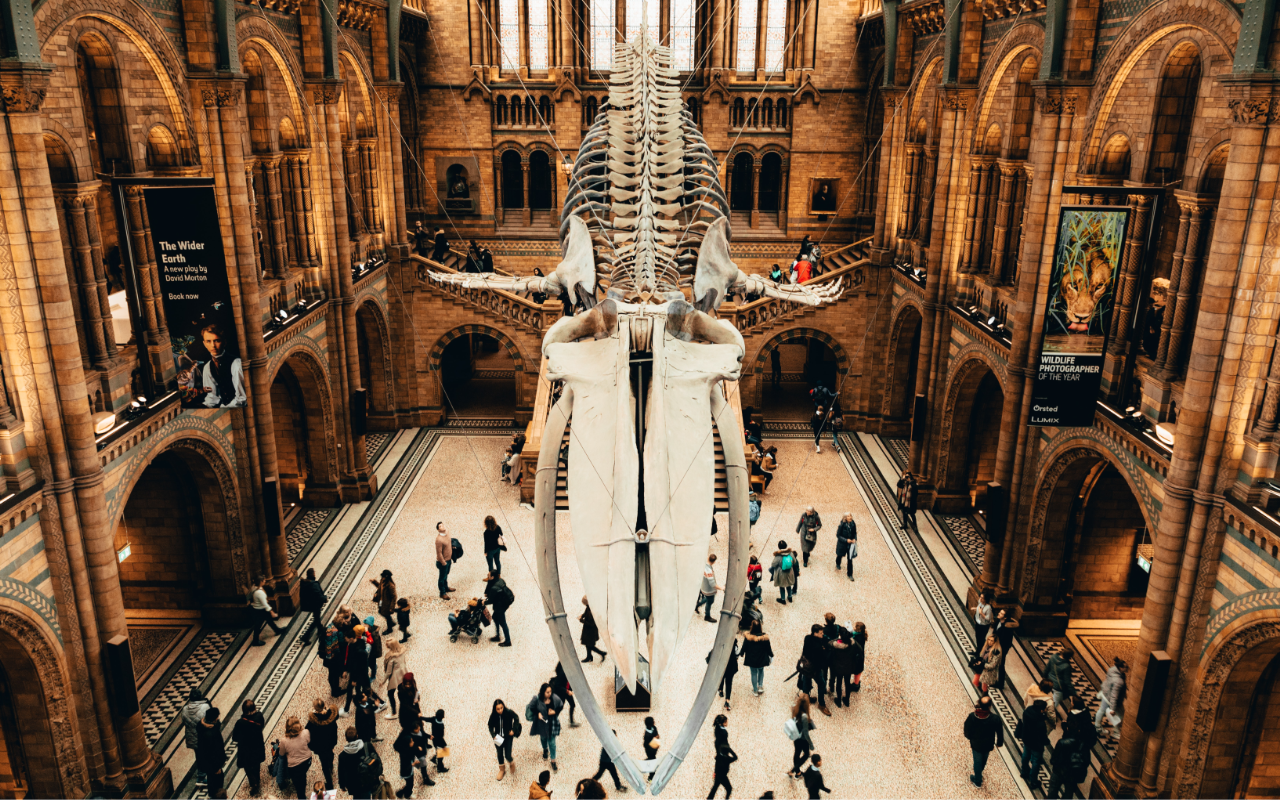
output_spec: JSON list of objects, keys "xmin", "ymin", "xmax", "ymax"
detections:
[
  {"xmin": 143, "ymin": 186, "xmax": 245, "ymax": 410},
  {"xmin": 1029, "ymin": 205, "xmax": 1130, "ymax": 427}
]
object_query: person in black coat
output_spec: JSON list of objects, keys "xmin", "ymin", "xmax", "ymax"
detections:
[
  {"xmin": 393, "ymin": 718, "xmax": 433, "ymax": 798},
  {"xmin": 579, "ymin": 596, "xmax": 607, "ymax": 662},
  {"xmin": 232, "ymin": 699, "xmax": 267, "ymax": 794},
  {"xmin": 488, "ymin": 699, "xmax": 520, "ymax": 781},
  {"xmin": 306, "ymin": 700, "xmax": 340, "ymax": 791},
  {"xmin": 342, "ymin": 630, "xmax": 371, "ymax": 712},
  {"xmin": 709, "ymin": 638, "xmax": 740, "ymax": 711},
  {"xmin": 707, "ymin": 715, "xmax": 737, "ymax": 799},
  {"xmin": 591, "ymin": 728, "xmax": 626, "ymax": 793},
  {"xmin": 802, "ymin": 753, "xmax": 831, "ymax": 799},
  {"xmin": 429, "ymin": 227, "xmax": 449, "ymax": 263},
  {"xmin": 642, "ymin": 717, "xmax": 660, "ymax": 780},
  {"xmin": 299, "ymin": 567, "xmax": 326, "ymax": 645},
  {"xmin": 993, "ymin": 609, "xmax": 1020, "ymax": 689},
  {"xmin": 800, "ymin": 625, "xmax": 831, "ymax": 714},
  {"xmin": 834, "ymin": 514, "xmax": 857, "ymax": 580},
  {"xmin": 337, "ymin": 726, "xmax": 376, "ymax": 798},
  {"xmin": 195, "ymin": 707, "xmax": 226, "ymax": 797},
  {"xmin": 963, "ymin": 697, "xmax": 1004, "ymax": 788},
  {"xmin": 1019, "ymin": 699, "xmax": 1052, "ymax": 788},
  {"xmin": 353, "ymin": 688, "xmax": 378, "ymax": 744}
]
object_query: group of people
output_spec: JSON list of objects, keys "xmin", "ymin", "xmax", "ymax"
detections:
[
  {"xmin": 501, "ymin": 431, "xmax": 528, "ymax": 487},
  {"xmin": 744, "ymin": 412, "xmax": 780, "ymax": 495}
]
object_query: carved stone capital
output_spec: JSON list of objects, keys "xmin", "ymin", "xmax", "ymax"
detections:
[
  {"xmin": 308, "ymin": 80, "xmax": 344, "ymax": 105},
  {"xmin": 941, "ymin": 84, "xmax": 977, "ymax": 112},
  {"xmin": 376, "ymin": 81, "xmax": 404, "ymax": 104},
  {"xmin": 1034, "ymin": 84, "xmax": 1080, "ymax": 116},
  {"xmin": 1227, "ymin": 97, "xmax": 1276, "ymax": 126},
  {"xmin": 199, "ymin": 80, "xmax": 244, "ymax": 108},
  {"xmin": 0, "ymin": 65, "xmax": 51, "ymax": 114}
]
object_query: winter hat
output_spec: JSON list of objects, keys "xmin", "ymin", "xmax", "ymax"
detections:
[{"xmin": 364, "ymin": 615, "xmax": 376, "ymax": 627}]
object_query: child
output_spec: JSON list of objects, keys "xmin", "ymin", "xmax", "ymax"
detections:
[
  {"xmin": 354, "ymin": 687, "xmax": 378, "ymax": 744},
  {"xmin": 395, "ymin": 597, "xmax": 412, "ymax": 643},
  {"xmin": 747, "ymin": 555, "xmax": 763, "ymax": 601},
  {"xmin": 430, "ymin": 709, "xmax": 449, "ymax": 773}
]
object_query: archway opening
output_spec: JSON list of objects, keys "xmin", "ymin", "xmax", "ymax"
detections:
[
  {"xmin": 760, "ymin": 336, "xmax": 841, "ymax": 422},
  {"xmin": 0, "ymin": 629, "xmax": 60, "ymax": 799},
  {"xmin": 938, "ymin": 365, "xmax": 1004, "ymax": 512},
  {"xmin": 501, "ymin": 150, "xmax": 524, "ymax": 208},
  {"xmin": 886, "ymin": 309, "xmax": 923, "ymax": 436},
  {"xmin": 356, "ymin": 304, "xmax": 391, "ymax": 430},
  {"xmin": 1198, "ymin": 640, "xmax": 1280, "ymax": 799},
  {"xmin": 759, "ymin": 152, "xmax": 782, "ymax": 214},
  {"xmin": 1031, "ymin": 456, "xmax": 1149, "ymax": 631},
  {"xmin": 439, "ymin": 332, "xmax": 517, "ymax": 421},
  {"xmin": 730, "ymin": 152, "xmax": 753, "ymax": 211},
  {"xmin": 270, "ymin": 357, "xmax": 337, "ymax": 506},
  {"xmin": 529, "ymin": 150, "xmax": 553, "ymax": 210},
  {"xmin": 113, "ymin": 450, "xmax": 239, "ymax": 616}
]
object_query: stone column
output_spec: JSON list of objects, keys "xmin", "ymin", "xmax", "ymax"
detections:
[
  {"xmin": 992, "ymin": 88, "xmax": 1075, "ymax": 596},
  {"xmin": 1157, "ymin": 199, "xmax": 1211, "ymax": 380},
  {"xmin": 246, "ymin": 161, "xmax": 264, "ymax": 283},
  {"xmin": 1105, "ymin": 193, "xmax": 1152, "ymax": 354},
  {"xmin": 988, "ymin": 162, "xmax": 1016, "ymax": 281},
  {"xmin": 750, "ymin": 162, "xmax": 760, "ymax": 228},
  {"xmin": 959, "ymin": 159, "xmax": 984, "ymax": 273},
  {"xmin": 871, "ymin": 89, "xmax": 905, "ymax": 260},
  {"xmin": 56, "ymin": 188, "xmax": 110, "ymax": 369},
  {"xmin": 82, "ymin": 192, "xmax": 117, "ymax": 359},
  {"xmin": 899, "ymin": 144, "xmax": 920, "ymax": 238},
  {"xmin": 523, "ymin": 160, "xmax": 532, "ymax": 226},
  {"xmin": 919, "ymin": 145, "xmax": 938, "ymax": 247},
  {"xmin": 360, "ymin": 138, "xmax": 383, "ymax": 236},
  {"xmin": 263, "ymin": 156, "xmax": 289, "ymax": 279}
]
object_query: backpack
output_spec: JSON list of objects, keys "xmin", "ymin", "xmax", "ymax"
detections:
[
  {"xmin": 783, "ymin": 718, "xmax": 802, "ymax": 741},
  {"xmin": 511, "ymin": 715, "xmax": 523, "ymax": 738},
  {"xmin": 495, "ymin": 583, "xmax": 515, "ymax": 609},
  {"xmin": 322, "ymin": 625, "xmax": 341, "ymax": 663},
  {"xmin": 781, "ymin": 553, "xmax": 794, "ymax": 572},
  {"xmin": 372, "ymin": 777, "xmax": 397, "ymax": 799},
  {"xmin": 525, "ymin": 696, "xmax": 538, "ymax": 722},
  {"xmin": 451, "ymin": 537, "xmax": 464, "ymax": 562},
  {"xmin": 749, "ymin": 499, "xmax": 761, "ymax": 524},
  {"xmin": 358, "ymin": 743, "xmax": 384, "ymax": 784}
]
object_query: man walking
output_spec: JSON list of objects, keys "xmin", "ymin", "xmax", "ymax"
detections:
[
  {"xmin": 299, "ymin": 567, "xmax": 327, "ymax": 645},
  {"xmin": 435, "ymin": 523, "xmax": 455, "ymax": 599},
  {"xmin": 696, "ymin": 554, "xmax": 722, "ymax": 622},
  {"xmin": 802, "ymin": 753, "xmax": 831, "ymax": 798},
  {"xmin": 1046, "ymin": 648, "xmax": 1077, "ymax": 713},
  {"xmin": 1018, "ymin": 698, "xmax": 1052, "ymax": 790},
  {"xmin": 896, "ymin": 470, "xmax": 918, "ymax": 529},
  {"xmin": 429, "ymin": 226, "xmax": 449, "ymax": 263},
  {"xmin": 591, "ymin": 731, "xmax": 628, "ymax": 794},
  {"xmin": 1047, "ymin": 700, "xmax": 1096, "ymax": 799},
  {"xmin": 963, "ymin": 696, "xmax": 1004, "ymax": 787},
  {"xmin": 249, "ymin": 575, "xmax": 284, "ymax": 646},
  {"xmin": 835, "ymin": 513, "xmax": 857, "ymax": 580}
]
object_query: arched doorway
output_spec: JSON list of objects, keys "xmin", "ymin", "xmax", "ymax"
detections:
[
  {"xmin": 0, "ymin": 620, "xmax": 78, "ymax": 799},
  {"xmin": 937, "ymin": 362, "xmax": 1005, "ymax": 512},
  {"xmin": 730, "ymin": 152, "xmax": 754, "ymax": 211},
  {"xmin": 438, "ymin": 332, "xmax": 517, "ymax": 421},
  {"xmin": 501, "ymin": 150, "xmax": 524, "ymax": 209},
  {"xmin": 113, "ymin": 447, "xmax": 242, "ymax": 617},
  {"xmin": 885, "ymin": 307, "xmax": 923, "ymax": 436},
  {"xmin": 529, "ymin": 150, "xmax": 553, "ymax": 209},
  {"xmin": 759, "ymin": 152, "xmax": 782, "ymax": 214},
  {"xmin": 270, "ymin": 354, "xmax": 338, "ymax": 506},
  {"xmin": 356, "ymin": 302, "xmax": 391, "ymax": 429},
  {"xmin": 760, "ymin": 335, "xmax": 842, "ymax": 422}
]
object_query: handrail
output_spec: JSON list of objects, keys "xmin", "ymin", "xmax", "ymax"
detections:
[
  {"xmin": 729, "ymin": 258, "xmax": 865, "ymax": 314},
  {"xmin": 446, "ymin": 245, "xmax": 517, "ymax": 278},
  {"xmin": 823, "ymin": 235, "xmax": 873, "ymax": 261},
  {"xmin": 521, "ymin": 356, "xmax": 552, "ymax": 503},
  {"xmin": 412, "ymin": 253, "xmax": 546, "ymax": 311}
]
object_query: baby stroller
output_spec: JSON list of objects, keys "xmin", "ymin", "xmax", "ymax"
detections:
[{"xmin": 448, "ymin": 602, "xmax": 490, "ymax": 643}]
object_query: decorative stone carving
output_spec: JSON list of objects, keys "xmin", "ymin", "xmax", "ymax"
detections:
[
  {"xmin": 309, "ymin": 81, "xmax": 343, "ymax": 105},
  {"xmin": 1227, "ymin": 98, "xmax": 1275, "ymax": 126},
  {"xmin": 0, "ymin": 80, "xmax": 48, "ymax": 113},
  {"xmin": 200, "ymin": 82, "xmax": 243, "ymax": 108}
]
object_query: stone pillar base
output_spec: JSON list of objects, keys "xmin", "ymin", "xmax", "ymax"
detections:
[
  {"xmin": 123, "ymin": 754, "xmax": 173, "ymax": 799},
  {"xmin": 1139, "ymin": 369, "xmax": 1175, "ymax": 423},
  {"xmin": 1100, "ymin": 349, "xmax": 1127, "ymax": 400},
  {"xmin": 270, "ymin": 573, "xmax": 300, "ymax": 616},
  {"xmin": 1090, "ymin": 762, "xmax": 1137, "ymax": 798}
]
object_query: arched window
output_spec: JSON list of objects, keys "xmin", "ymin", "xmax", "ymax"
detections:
[
  {"xmin": 590, "ymin": 0, "xmax": 615, "ymax": 71},
  {"xmin": 528, "ymin": 0, "xmax": 549, "ymax": 71},
  {"xmin": 538, "ymin": 95, "xmax": 554, "ymax": 126},
  {"xmin": 1146, "ymin": 42, "xmax": 1201, "ymax": 184},
  {"xmin": 686, "ymin": 97, "xmax": 700, "ymax": 126},
  {"xmin": 762, "ymin": 0, "xmax": 787, "ymax": 71},
  {"xmin": 670, "ymin": 0, "xmax": 696, "ymax": 71},
  {"xmin": 736, "ymin": 0, "xmax": 759, "ymax": 73},
  {"xmin": 625, "ymin": 0, "xmax": 660, "ymax": 41},
  {"xmin": 529, "ymin": 150, "xmax": 553, "ymax": 208},
  {"xmin": 730, "ymin": 152, "xmax": 754, "ymax": 211},
  {"xmin": 76, "ymin": 36, "xmax": 130, "ymax": 176},
  {"xmin": 759, "ymin": 152, "xmax": 782, "ymax": 212},
  {"xmin": 584, "ymin": 96, "xmax": 600, "ymax": 127},
  {"xmin": 776, "ymin": 99, "xmax": 788, "ymax": 129},
  {"xmin": 501, "ymin": 150, "xmax": 524, "ymax": 208}
]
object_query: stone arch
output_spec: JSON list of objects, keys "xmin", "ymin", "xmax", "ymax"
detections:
[
  {"xmin": 1099, "ymin": 132, "xmax": 1133, "ymax": 179},
  {"xmin": 110, "ymin": 433, "xmax": 250, "ymax": 611},
  {"xmin": 428, "ymin": 324, "xmax": 528, "ymax": 375},
  {"xmin": 428, "ymin": 324, "xmax": 528, "ymax": 422},
  {"xmin": 934, "ymin": 354, "xmax": 1007, "ymax": 506},
  {"xmin": 0, "ymin": 602, "xmax": 86, "ymax": 799},
  {"xmin": 238, "ymin": 32, "xmax": 308, "ymax": 147},
  {"xmin": 1020, "ymin": 440, "xmax": 1155, "ymax": 606},
  {"xmin": 42, "ymin": 132, "xmax": 77, "ymax": 184},
  {"xmin": 970, "ymin": 35, "xmax": 1043, "ymax": 155},
  {"xmin": 355, "ymin": 299, "xmax": 393, "ymax": 423},
  {"xmin": 144, "ymin": 123, "xmax": 178, "ymax": 169},
  {"xmin": 267, "ymin": 343, "xmax": 340, "ymax": 504},
  {"xmin": 39, "ymin": 2, "xmax": 197, "ymax": 166},
  {"xmin": 882, "ymin": 302, "xmax": 924, "ymax": 432},
  {"xmin": 1190, "ymin": 137, "xmax": 1231, "ymax": 194},
  {"xmin": 748, "ymin": 327, "xmax": 850, "ymax": 409},
  {"xmin": 338, "ymin": 49, "xmax": 375, "ymax": 139},
  {"xmin": 1175, "ymin": 618, "xmax": 1280, "ymax": 797},
  {"xmin": 1078, "ymin": 2, "xmax": 1239, "ymax": 172}
]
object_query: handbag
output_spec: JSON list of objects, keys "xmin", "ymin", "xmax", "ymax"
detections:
[
  {"xmin": 850, "ymin": 540, "xmax": 858, "ymax": 558},
  {"xmin": 968, "ymin": 655, "xmax": 985, "ymax": 673},
  {"xmin": 497, "ymin": 535, "xmax": 507, "ymax": 551},
  {"xmin": 338, "ymin": 671, "xmax": 351, "ymax": 692},
  {"xmin": 436, "ymin": 746, "xmax": 451, "ymax": 758}
]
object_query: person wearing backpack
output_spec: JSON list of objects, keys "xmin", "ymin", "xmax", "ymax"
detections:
[
  {"xmin": 746, "ymin": 555, "xmax": 763, "ymax": 602},
  {"xmin": 484, "ymin": 569, "xmax": 515, "ymax": 647},
  {"xmin": 1047, "ymin": 703, "xmax": 1096, "ymax": 799},
  {"xmin": 489, "ymin": 699, "xmax": 521, "ymax": 781},
  {"xmin": 835, "ymin": 513, "xmax": 857, "ymax": 580},
  {"xmin": 338, "ymin": 726, "xmax": 379, "ymax": 798},
  {"xmin": 749, "ymin": 492, "xmax": 761, "ymax": 527},
  {"xmin": 742, "ymin": 619, "xmax": 773, "ymax": 695},
  {"xmin": 785, "ymin": 695, "xmax": 816, "ymax": 779},
  {"xmin": 770, "ymin": 541, "xmax": 800, "ymax": 604},
  {"xmin": 435, "ymin": 522, "xmax": 456, "ymax": 599},
  {"xmin": 796, "ymin": 508, "xmax": 822, "ymax": 567},
  {"xmin": 1017, "ymin": 699, "xmax": 1052, "ymax": 789}
]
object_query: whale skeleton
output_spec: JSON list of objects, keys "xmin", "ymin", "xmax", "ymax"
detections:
[{"xmin": 428, "ymin": 24, "xmax": 841, "ymax": 796}]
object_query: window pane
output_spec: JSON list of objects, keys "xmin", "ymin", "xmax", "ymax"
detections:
[
  {"xmin": 763, "ymin": 0, "xmax": 787, "ymax": 71},
  {"xmin": 529, "ymin": 0, "xmax": 549, "ymax": 70},
  {"xmin": 591, "ymin": 0, "xmax": 615, "ymax": 70},
  {"xmin": 736, "ymin": 0, "xmax": 758, "ymax": 73},
  {"xmin": 625, "ymin": 0, "xmax": 660, "ymax": 41},
  {"xmin": 671, "ymin": 0, "xmax": 696, "ymax": 71},
  {"xmin": 499, "ymin": 0, "xmax": 520, "ymax": 71}
]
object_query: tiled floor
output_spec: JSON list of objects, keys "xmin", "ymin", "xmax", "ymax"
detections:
[
  {"xmin": 206, "ymin": 433, "xmax": 1021, "ymax": 799},
  {"xmin": 936, "ymin": 514, "xmax": 986, "ymax": 575},
  {"xmin": 142, "ymin": 630, "xmax": 239, "ymax": 747}
]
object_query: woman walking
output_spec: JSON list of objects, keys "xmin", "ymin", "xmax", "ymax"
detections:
[
  {"xmin": 305, "ymin": 699, "xmax": 339, "ymax": 791},
  {"xmin": 834, "ymin": 513, "xmax": 857, "ymax": 580},
  {"xmin": 579, "ymin": 597, "xmax": 608, "ymax": 662},
  {"xmin": 717, "ymin": 638, "xmax": 740, "ymax": 710},
  {"xmin": 707, "ymin": 714, "xmax": 737, "ymax": 799},
  {"xmin": 532, "ymin": 682, "xmax": 564, "ymax": 771},
  {"xmin": 370, "ymin": 570, "xmax": 397, "ymax": 634},
  {"xmin": 488, "ymin": 699, "xmax": 520, "ymax": 780},
  {"xmin": 278, "ymin": 717, "xmax": 314, "ymax": 799},
  {"xmin": 483, "ymin": 515, "xmax": 505, "ymax": 575},
  {"xmin": 742, "ymin": 620, "xmax": 774, "ymax": 695},
  {"xmin": 786, "ymin": 695, "xmax": 816, "ymax": 780},
  {"xmin": 851, "ymin": 621, "xmax": 868, "ymax": 693},
  {"xmin": 396, "ymin": 672, "xmax": 421, "ymax": 731},
  {"xmin": 770, "ymin": 541, "xmax": 800, "ymax": 604},
  {"xmin": 393, "ymin": 717, "xmax": 430, "ymax": 798},
  {"xmin": 380, "ymin": 639, "xmax": 408, "ymax": 719}
]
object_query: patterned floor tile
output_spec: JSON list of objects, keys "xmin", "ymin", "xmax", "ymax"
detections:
[
  {"xmin": 286, "ymin": 509, "xmax": 338, "ymax": 566},
  {"xmin": 142, "ymin": 630, "xmax": 239, "ymax": 747},
  {"xmin": 936, "ymin": 514, "xmax": 986, "ymax": 574},
  {"xmin": 364, "ymin": 432, "xmax": 392, "ymax": 465},
  {"xmin": 883, "ymin": 437, "xmax": 910, "ymax": 471}
]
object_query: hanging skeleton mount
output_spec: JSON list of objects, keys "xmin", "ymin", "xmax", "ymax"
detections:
[{"xmin": 429, "ymin": 28, "xmax": 842, "ymax": 796}]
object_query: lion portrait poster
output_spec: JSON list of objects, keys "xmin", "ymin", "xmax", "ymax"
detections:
[{"xmin": 1042, "ymin": 207, "xmax": 1129, "ymax": 352}]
